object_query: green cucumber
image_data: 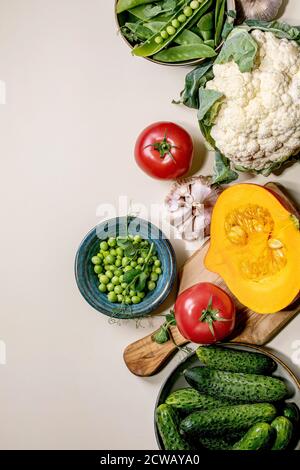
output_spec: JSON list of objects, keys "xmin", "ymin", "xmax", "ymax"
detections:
[
  {"xmin": 232, "ymin": 423, "xmax": 274, "ymax": 450},
  {"xmin": 165, "ymin": 388, "xmax": 233, "ymax": 413},
  {"xmin": 196, "ymin": 346, "xmax": 277, "ymax": 374},
  {"xmin": 133, "ymin": 0, "xmax": 213, "ymax": 57},
  {"xmin": 184, "ymin": 367, "xmax": 288, "ymax": 402},
  {"xmin": 155, "ymin": 404, "xmax": 190, "ymax": 450},
  {"xmin": 271, "ymin": 416, "xmax": 293, "ymax": 450},
  {"xmin": 180, "ymin": 403, "xmax": 277, "ymax": 437},
  {"xmin": 200, "ymin": 432, "xmax": 244, "ymax": 450},
  {"xmin": 282, "ymin": 403, "xmax": 300, "ymax": 426}
]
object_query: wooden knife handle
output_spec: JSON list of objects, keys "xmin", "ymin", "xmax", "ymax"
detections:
[{"xmin": 123, "ymin": 326, "xmax": 188, "ymax": 377}]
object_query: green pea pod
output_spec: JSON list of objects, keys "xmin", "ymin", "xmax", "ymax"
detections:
[
  {"xmin": 116, "ymin": 0, "xmax": 154, "ymax": 14},
  {"xmin": 197, "ymin": 10, "xmax": 214, "ymax": 41},
  {"xmin": 133, "ymin": 0, "xmax": 212, "ymax": 57},
  {"xmin": 204, "ymin": 39, "xmax": 215, "ymax": 47},
  {"xmin": 153, "ymin": 44, "xmax": 216, "ymax": 62},
  {"xmin": 175, "ymin": 29, "xmax": 203, "ymax": 45},
  {"xmin": 215, "ymin": 0, "xmax": 226, "ymax": 46}
]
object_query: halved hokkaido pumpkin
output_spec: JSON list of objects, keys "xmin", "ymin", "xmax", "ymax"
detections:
[{"xmin": 205, "ymin": 184, "xmax": 300, "ymax": 314}]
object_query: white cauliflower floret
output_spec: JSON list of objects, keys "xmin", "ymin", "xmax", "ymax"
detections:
[{"xmin": 206, "ymin": 30, "xmax": 300, "ymax": 172}]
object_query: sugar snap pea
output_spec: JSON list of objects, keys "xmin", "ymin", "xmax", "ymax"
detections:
[
  {"xmin": 133, "ymin": 0, "xmax": 211, "ymax": 57},
  {"xmin": 204, "ymin": 39, "xmax": 214, "ymax": 47},
  {"xmin": 175, "ymin": 29, "xmax": 203, "ymax": 45},
  {"xmin": 198, "ymin": 11, "xmax": 214, "ymax": 41},
  {"xmin": 153, "ymin": 43, "xmax": 216, "ymax": 62},
  {"xmin": 117, "ymin": 0, "xmax": 154, "ymax": 14},
  {"xmin": 215, "ymin": 0, "xmax": 226, "ymax": 45}
]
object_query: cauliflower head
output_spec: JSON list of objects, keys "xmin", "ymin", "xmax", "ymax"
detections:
[{"xmin": 206, "ymin": 30, "xmax": 300, "ymax": 172}]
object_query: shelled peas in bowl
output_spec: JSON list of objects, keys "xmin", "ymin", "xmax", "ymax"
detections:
[{"xmin": 91, "ymin": 235, "xmax": 163, "ymax": 305}]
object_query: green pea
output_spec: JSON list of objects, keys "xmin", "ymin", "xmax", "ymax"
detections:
[
  {"xmin": 134, "ymin": 235, "xmax": 142, "ymax": 243},
  {"xmin": 130, "ymin": 261, "xmax": 137, "ymax": 268},
  {"xmin": 97, "ymin": 253, "xmax": 103, "ymax": 261},
  {"xmin": 102, "ymin": 250, "xmax": 109, "ymax": 257},
  {"xmin": 108, "ymin": 237, "xmax": 116, "ymax": 247},
  {"xmin": 108, "ymin": 265, "xmax": 116, "ymax": 272},
  {"xmin": 155, "ymin": 36, "xmax": 163, "ymax": 45},
  {"xmin": 117, "ymin": 294, "xmax": 124, "ymax": 303},
  {"xmin": 172, "ymin": 19, "xmax": 180, "ymax": 28},
  {"xmin": 105, "ymin": 271, "xmax": 113, "ymax": 279},
  {"xmin": 107, "ymin": 283, "xmax": 114, "ymax": 292},
  {"xmin": 116, "ymin": 247, "xmax": 123, "ymax": 257},
  {"xmin": 184, "ymin": 6, "xmax": 193, "ymax": 16},
  {"xmin": 129, "ymin": 290, "xmax": 136, "ymax": 297},
  {"xmin": 122, "ymin": 257, "xmax": 130, "ymax": 267},
  {"xmin": 167, "ymin": 25, "xmax": 176, "ymax": 35},
  {"xmin": 100, "ymin": 241, "xmax": 108, "ymax": 251},
  {"xmin": 155, "ymin": 267, "xmax": 162, "ymax": 275},
  {"xmin": 137, "ymin": 257, "xmax": 144, "ymax": 265},
  {"xmin": 110, "ymin": 249, "xmax": 117, "ymax": 256},
  {"xmin": 161, "ymin": 30, "xmax": 169, "ymax": 39},
  {"xmin": 136, "ymin": 266, "xmax": 142, "ymax": 271},
  {"xmin": 148, "ymin": 281, "xmax": 156, "ymax": 291},
  {"xmin": 154, "ymin": 260, "xmax": 161, "ymax": 267},
  {"xmin": 105, "ymin": 254, "xmax": 116, "ymax": 265},
  {"xmin": 108, "ymin": 292, "xmax": 117, "ymax": 303},
  {"xmin": 98, "ymin": 284, "xmax": 107, "ymax": 293},
  {"xmin": 112, "ymin": 276, "xmax": 120, "ymax": 286},
  {"xmin": 151, "ymin": 273, "xmax": 158, "ymax": 281},
  {"xmin": 94, "ymin": 265, "xmax": 103, "ymax": 274},
  {"xmin": 121, "ymin": 282, "xmax": 127, "ymax": 289},
  {"xmin": 115, "ymin": 259, "xmax": 122, "ymax": 267},
  {"xmin": 190, "ymin": 0, "xmax": 200, "ymax": 9},
  {"xmin": 114, "ymin": 285, "xmax": 123, "ymax": 295},
  {"xmin": 138, "ymin": 292, "xmax": 145, "ymax": 299},
  {"xmin": 92, "ymin": 256, "xmax": 101, "ymax": 265},
  {"xmin": 115, "ymin": 269, "xmax": 122, "ymax": 277},
  {"xmin": 99, "ymin": 275, "xmax": 109, "ymax": 285},
  {"xmin": 124, "ymin": 266, "xmax": 132, "ymax": 272},
  {"xmin": 119, "ymin": 275, "xmax": 124, "ymax": 283},
  {"xmin": 132, "ymin": 296, "xmax": 141, "ymax": 304},
  {"xmin": 125, "ymin": 296, "xmax": 132, "ymax": 305},
  {"xmin": 178, "ymin": 14, "xmax": 187, "ymax": 22}
]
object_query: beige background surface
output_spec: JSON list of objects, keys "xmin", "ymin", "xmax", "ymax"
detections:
[{"xmin": 0, "ymin": 0, "xmax": 300, "ymax": 450}]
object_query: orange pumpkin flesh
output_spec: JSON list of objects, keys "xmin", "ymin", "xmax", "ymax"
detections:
[{"xmin": 205, "ymin": 184, "xmax": 300, "ymax": 314}]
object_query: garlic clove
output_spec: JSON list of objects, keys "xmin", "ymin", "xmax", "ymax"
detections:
[
  {"xmin": 165, "ymin": 176, "xmax": 222, "ymax": 242},
  {"xmin": 236, "ymin": 0, "xmax": 282, "ymax": 21},
  {"xmin": 169, "ymin": 206, "xmax": 193, "ymax": 228}
]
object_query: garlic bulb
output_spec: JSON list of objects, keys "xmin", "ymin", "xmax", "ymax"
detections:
[
  {"xmin": 165, "ymin": 177, "xmax": 222, "ymax": 241},
  {"xmin": 237, "ymin": 0, "xmax": 282, "ymax": 21}
]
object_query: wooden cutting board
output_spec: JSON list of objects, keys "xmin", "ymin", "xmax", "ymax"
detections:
[{"xmin": 123, "ymin": 183, "xmax": 300, "ymax": 377}]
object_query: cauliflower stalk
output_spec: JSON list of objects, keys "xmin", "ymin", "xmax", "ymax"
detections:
[{"xmin": 199, "ymin": 27, "xmax": 300, "ymax": 175}]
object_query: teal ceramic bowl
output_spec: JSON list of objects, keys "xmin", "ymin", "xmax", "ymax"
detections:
[{"xmin": 75, "ymin": 217, "xmax": 177, "ymax": 319}]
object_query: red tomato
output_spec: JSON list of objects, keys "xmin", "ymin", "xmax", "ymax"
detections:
[
  {"xmin": 174, "ymin": 282, "xmax": 236, "ymax": 345},
  {"xmin": 134, "ymin": 122, "xmax": 193, "ymax": 180}
]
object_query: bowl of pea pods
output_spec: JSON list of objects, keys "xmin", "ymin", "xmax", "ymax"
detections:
[
  {"xmin": 75, "ymin": 216, "xmax": 177, "ymax": 319},
  {"xmin": 116, "ymin": 0, "xmax": 236, "ymax": 66}
]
